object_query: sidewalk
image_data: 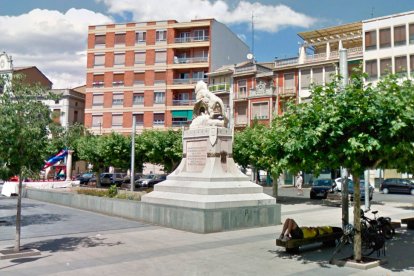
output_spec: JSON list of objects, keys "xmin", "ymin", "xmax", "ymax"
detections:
[{"xmin": 0, "ymin": 196, "xmax": 413, "ymax": 275}]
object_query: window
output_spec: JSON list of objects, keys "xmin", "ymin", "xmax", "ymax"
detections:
[
  {"xmin": 92, "ymin": 94, "xmax": 103, "ymax": 106},
  {"xmin": 154, "ymin": 91, "xmax": 165, "ymax": 104},
  {"xmin": 238, "ymin": 80, "xmax": 247, "ymax": 98},
  {"xmin": 154, "ymin": 71, "xmax": 166, "ymax": 84},
  {"xmin": 95, "ymin": 35, "xmax": 105, "ymax": 46},
  {"xmin": 394, "ymin": 25, "xmax": 406, "ymax": 46},
  {"xmin": 324, "ymin": 66, "xmax": 336, "ymax": 83},
  {"xmin": 156, "ymin": 30, "xmax": 167, "ymax": 42},
  {"xmin": 92, "ymin": 115, "xmax": 102, "ymax": 127},
  {"xmin": 74, "ymin": 110, "xmax": 78, "ymax": 123},
  {"xmin": 177, "ymin": 32, "xmax": 190, "ymax": 43},
  {"xmin": 252, "ymin": 102, "xmax": 269, "ymax": 120},
  {"xmin": 114, "ymin": 33, "xmax": 125, "ymax": 45},
  {"xmin": 312, "ymin": 68, "xmax": 323, "ymax": 85},
  {"xmin": 135, "ymin": 52, "xmax": 145, "ymax": 64},
  {"xmin": 380, "ymin": 58, "xmax": 392, "ymax": 77},
  {"xmin": 193, "ymin": 71, "xmax": 205, "ymax": 80},
  {"xmin": 153, "ymin": 113, "xmax": 165, "ymax": 125},
  {"xmin": 193, "ymin": 29, "xmax": 208, "ymax": 41},
  {"xmin": 134, "ymin": 114, "xmax": 144, "ymax": 125},
  {"xmin": 92, "ymin": 74, "xmax": 104, "ymax": 87},
  {"xmin": 411, "ymin": 55, "xmax": 414, "ymax": 73},
  {"xmin": 94, "ymin": 54, "xmax": 105, "ymax": 66},
  {"xmin": 410, "ymin": 24, "xmax": 414, "ymax": 44},
  {"xmin": 365, "ymin": 30, "xmax": 377, "ymax": 51},
  {"xmin": 112, "ymin": 114, "xmax": 123, "ymax": 127},
  {"xmin": 365, "ymin": 59, "xmax": 378, "ymax": 80},
  {"xmin": 300, "ymin": 69, "xmax": 310, "ymax": 89},
  {"xmin": 133, "ymin": 93, "xmax": 144, "ymax": 105},
  {"xmin": 379, "ymin": 28, "xmax": 391, "ymax": 48},
  {"xmin": 112, "ymin": 93, "xmax": 123, "ymax": 106},
  {"xmin": 113, "ymin": 73, "xmax": 124, "ymax": 86},
  {"xmin": 134, "ymin": 72, "xmax": 145, "ymax": 85},
  {"xmin": 284, "ymin": 73, "xmax": 295, "ymax": 89},
  {"xmin": 114, "ymin": 53, "xmax": 125, "ymax": 65},
  {"xmin": 155, "ymin": 50, "xmax": 166, "ymax": 63},
  {"xmin": 136, "ymin": 31, "xmax": 146, "ymax": 44},
  {"xmin": 395, "ymin": 55, "xmax": 407, "ymax": 75}
]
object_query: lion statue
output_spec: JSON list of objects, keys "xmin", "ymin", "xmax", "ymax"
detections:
[{"xmin": 190, "ymin": 81, "xmax": 228, "ymax": 129}]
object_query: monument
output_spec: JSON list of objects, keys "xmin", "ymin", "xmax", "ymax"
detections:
[{"xmin": 141, "ymin": 81, "xmax": 281, "ymax": 233}]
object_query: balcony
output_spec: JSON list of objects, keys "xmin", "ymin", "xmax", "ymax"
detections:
[
  {"xmin": 174, "ymin": 36, "xmax": 209, "ymax": 43},
  {"xmin": 249, "ymin": 85, "xmax": 276, "ymax": 98},
  {"xmin": 234, "ymin": 91, "xmax": 248, "ymax": 100},
  {"xmin": 274, "ymin": 57, "xmax": 299, "ymax": 68},
  {"xmin": 235, "ymin": 116, "xmax": 248, "ymax": 125},
  {"xmin": 208, "ymin": 82, "xmax": 230, "ymax": 93},
  {"xmin": 174, "ymin": 56, "xmax": 208, "ymax": 64},
  {"xmin": 92, "ymin": 82, "xmax": 104, "ymax": 88},
  {"xmin": 112, "ymin": 81, "xmax": 124, "ymax": 87},
  {"xmin": 172, "ymin": 121, "xmax": 191, "ymax": 127},
  {"xmin": 278, "ymin": 87, "xmax": 296, "ymax": 97},
  {"xmin": 173, "ymin": 78, "xmax": 208, "ymax": 85},
  {"xmin": 172, "ymin": 99, "xmax": 196, "ymax": 106}
]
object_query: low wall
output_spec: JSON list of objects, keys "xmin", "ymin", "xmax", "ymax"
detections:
[{"xmin": 24, "ymin": 188, "xmax": 281, "ymax": 233}]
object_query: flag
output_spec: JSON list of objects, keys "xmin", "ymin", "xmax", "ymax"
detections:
[{"xmin": 43, "ymin": 149, "xmax": 68, "ymax": 170}]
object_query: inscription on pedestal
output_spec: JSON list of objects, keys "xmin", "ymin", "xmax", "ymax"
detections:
[{"xmin": 186, "ymin": 140, "xmax": 207, "ymax": 172}]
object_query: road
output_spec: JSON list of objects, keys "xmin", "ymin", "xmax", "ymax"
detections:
[{"xmin": 263, "ymin": 185, "xmax": 414, "ymax": 203}]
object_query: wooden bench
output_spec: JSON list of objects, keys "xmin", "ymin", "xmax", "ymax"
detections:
[
  {"xmin": 401, "ymin": 218, "xmax": 414, "ymax": 230},
  {"xmin": 276, "ymin": 227, "xmax": 343, "ymax": 254}
]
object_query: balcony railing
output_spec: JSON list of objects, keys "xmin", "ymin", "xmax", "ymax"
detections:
[
  {"xmin": 249, "ymin": 86, "xmax": 276, "ymax": 98},
  {"xmin": 274, "ymin": 57, "xmax": 299, "ymax": 68},
  {"xmin": 92, "ymin": 82, "xmax": 104, "ymax": 88},
  {"xmin": 172, "ymin": 99, "xmax": 196, "ymax": 106},
  {"xmin": 278, "ymin": 87, "xmax": 296, "ymax": 97},
  {"xmin": 174, "ymin": 36, "xmax": 209, "ymax": 43},
  {"xmin": 234, "ymin": 91, "xmax": 247, "ymax": 100},
  {"xmin": 134, "ymin": 80, "xmax": 144, "ymax": 85},
  {"xmin": 172, "ymin": 121, "xmax": 191, "ymax": 127},
  {"xmin": 235, "ymin": 65, "xmax": 255, "ymax": 74},
  {"xmin": 174, "ymin": 56, "xmax": 208, "ymax": 64},
  {"xmin": 208, "ymin": 83, "xmax": 230, "ymax": 93},
  {"xmin": 173, "ymin": 78, "xmax": 208, "ymax": 85},
  {"xmin": 235, "ymin": 116, "xmax": 248, "ymax": 125}
]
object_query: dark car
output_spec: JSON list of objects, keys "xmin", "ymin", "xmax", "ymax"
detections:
[
  {"xmin": 310, "ymin": 179, "xmax": 334, "ymax": 199},
  {"xmin": 90, "ymin": 173, "xmax": 125, "ymax": 187},
  {"xmin": 380, "ymin": 178, "xmax": 414, "ymax": 195},
  {"xmin": 76, "ymin": 172, "xmax": 95, "ymax": 185},
  {"xmin": 348, "ymin": 180, "xmax": 374, "ymax": 201},
  {"xmin": 123, "ymin": 173, "xmax": 144, "ymax": 184},
  {"xmin": 135, "ymin": 174, "xmax": 167, "ymax": 188}
]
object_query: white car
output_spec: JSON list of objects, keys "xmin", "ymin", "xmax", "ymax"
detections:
[{"xmin": 334, "ymin": 177, "xmax": 352, "ymax": 192}]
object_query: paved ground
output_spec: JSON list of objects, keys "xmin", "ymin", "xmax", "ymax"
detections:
[{"xmin": 0, "ymin": 189, "xmax": 413, "ymax": 275}]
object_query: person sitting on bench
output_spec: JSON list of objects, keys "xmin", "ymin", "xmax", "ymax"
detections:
[{"xmin": 279, "ymin": 218, "xmax": 303, "ymax": 241}]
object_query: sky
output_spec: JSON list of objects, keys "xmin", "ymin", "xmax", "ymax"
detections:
[{"xmin": 0, "ymin": 0, "xmax": 413, "ymax": 89}]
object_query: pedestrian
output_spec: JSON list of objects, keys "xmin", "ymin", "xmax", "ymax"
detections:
[{"xmin": 296, "ymin": 172, "xmax": 303, "ymax": 195}]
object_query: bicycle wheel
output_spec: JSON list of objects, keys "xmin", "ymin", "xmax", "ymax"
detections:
[
  {"xmin": 382, "ymin": 224, "xmax": 395, "ymax": 239},
  {"xmin": 361, "ymin": 239, "xmax": 376, "ymax": 256},
  {"xmin": 361, "ymin": 223, "xmax": 376, "ymax": 257}
]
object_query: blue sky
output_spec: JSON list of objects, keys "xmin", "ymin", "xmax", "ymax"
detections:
[{"xmin": 0, "ymin": 0, "xmax": 413, "ymax": 88}]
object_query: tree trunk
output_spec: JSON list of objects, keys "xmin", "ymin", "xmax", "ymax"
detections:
[
  {"xmin": 271, "ymin": 172, "xmax": 279, "ymax": 198},
  {"xmin": 353, "ymin": 174, "xmax": 362, "ymax": 262},
  {"xmin": 14, "ymin": 171, "xmax": 23, "ymax": 252},
  {"xmin": 96, "ymin": 167, "xmax": 103, "ymax": 188}
]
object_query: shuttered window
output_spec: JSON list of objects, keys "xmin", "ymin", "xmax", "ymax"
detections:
[
  {"xmin": 409, "ymin": 24, "xmax": 414, "ymax": 44},
  {"xmin": 395, "ymin": 55, "xmax": 407, "ymax": 75},
  {"xmin": 154, "ymin": 113, "xmax": 165, "ymax": 125},
  {"xmin": 155, "ymin": 50, "xmax": 167, "ymax": 63},
  {"xmin": 112, "ymin": 94, "xmax": 124, "ymax": 106},
  {"xmin": 300, "ymin": 69, "xmax": 310, "ymax": 89},
  {"xmin": 284, "ymin": 73, "xmax": 294, "ymax": 89},
  {"xmin": 134, "ymin": 73, "xmax": 144, "ymax": 85},
  {"xmin": 365, "ymin": 59, "xmax": 377, "ymax": 80},
  {"xmin": 114, "ymin": 53, "xmax": 125, "ymax": 65},
  {"xmin": 95, "ymin": 35, "xmax": 105, "ymax": 45},
  {"xmin": 379, "ymin": 28, "xmax": 391, "ymax": 48},
  {"xmin": 365, "ymin": 30, "xmax": 377, "ymax": 50},
  {"xmin": 135, "ymin": 52, "xmax": 145, "ymax": 64},
  {"xmin": 115, "ymin": 33, "xmax": 125, "ymax": 44},
  {"xmin": 324, "ymin": 66, "xmax": 336, "ymax": 83},
  {"xmin": 94, "ymin": 55, "xmax": 105, "ymax": 66},
  {"xmin": 92, "ymin": 115, "xmax": 102, "ymax": 127},
  {"xmin": 252, "ymin": 102, "xmax": 269, "ymax": 119},
  {"xmin": 155, "ymin": 71, "xmax": 166, "ymax": 84},
  {"xmin": 411, "ymin": 55, "xmax": 414, "ymax": 73},
  {"xmin": 394, "ymin": 25, "xmax": 406, "ymax": 46},
  {"xmin": 135, "ymin": 114, "xmax": 144, "ymax": 125},
  {"xmin": 112, "ymin": 114, "xmax": 123, "ymax": 127},
  {"xmin": 93, "ymin": 94, "xmax": 103, "ymax": 106},
  {"xmin": 380, "ymin": 58, "xmax": 392, "ymax": 76}
]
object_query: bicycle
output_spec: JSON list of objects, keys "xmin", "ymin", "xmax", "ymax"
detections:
[{"xmin": 361, "ymin": 209, "xmax": 395, "ymax": 240}]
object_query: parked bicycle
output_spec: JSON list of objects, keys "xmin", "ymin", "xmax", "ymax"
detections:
[{"xmin": 361, "ymin": 209, "xmax": 395, "ymax": 240}]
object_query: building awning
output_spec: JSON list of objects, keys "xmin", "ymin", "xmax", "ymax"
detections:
[{"xmin": 172, "ymin": 110, "xmax": 193, "ymax": 120}]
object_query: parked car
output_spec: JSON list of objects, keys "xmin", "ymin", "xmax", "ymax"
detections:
[
  {"xmin": 310, "ymin": 179, "xmax": 334, "ymax": 199},
  {"xmin": 123, "ymin": 173, "xmax": 144, "ymax": 184},
  {"xmin": 76, "ymin": 172, "xmax": 95, "ymax": 185},
  {"xmin": 90, "ymin": 173, "xmax": 125, "ymax": 187},
  {"xmin": 380, "ymin": 178, "xmax": 414, "ymax": 195},
  {"xmin": 333, "ymin": 177, "xmax": 352, "ymax": 192},
  {"xmin": 135, "ymin": 174, "xmax": 167, "ymax": 188},
  {"xmin": 348, "ymin": 180, "xmax": 374, "ymax": 201}
]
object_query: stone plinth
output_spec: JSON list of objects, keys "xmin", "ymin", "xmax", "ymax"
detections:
[{"xmin": 141, "ymin": 127, "xmax": 281, "ymax": 233}]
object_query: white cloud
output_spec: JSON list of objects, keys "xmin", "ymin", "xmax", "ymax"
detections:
[
  {"xmin": 0, "ymin": 8, "xmax": 112, "ymax": 88},
  {"xmin": 97, "ymin": 0, "xmax": 317, "ymax": 32}
]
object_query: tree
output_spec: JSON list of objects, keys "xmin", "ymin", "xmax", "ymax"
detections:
[
  {"xmin": 0, "ymin": 74, "xmax": 53, "ymax": 252},
  {"xmin": 76, "ymin": 132, "xmax": 131, "ymax": 187},
  {"xmin": 266, "ymin": 71, "xmax": 414, "ymax": 261},
  {"xmin": 136, "ymin": 129, "xmax": 182, "ymax": 173}
]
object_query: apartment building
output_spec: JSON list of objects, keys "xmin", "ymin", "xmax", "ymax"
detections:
[
  {"xmin": 85, "ymin": 19, "xmax": 250, "ymax": 134},
  {"xmin": 363, "ymin": 10, "xmax": 414, "ymax": 81}
]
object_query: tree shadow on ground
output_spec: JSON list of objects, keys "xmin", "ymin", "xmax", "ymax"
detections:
[
  {"xmin": 0, "ymin": 213, "xmax": 70, "ymax": 227},
  {"xmin": 0, "ymin": 202, "xmax": 45, "ymax": 210},
  {"xmin": 21, "ymin": 236, "xmax": 123, "ymax": 253},
  {"xmin": 268, "ymin": 229, "xmax": 414, "ymax": 272},
  {"xmin": 396, "ymin": 206, "xmax": 414, "ymax": 211},
  {"xmin": 0, "ymin": 256, "xmax": 51, "ymax": 271}
]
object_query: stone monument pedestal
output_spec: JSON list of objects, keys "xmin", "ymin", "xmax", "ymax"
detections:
[{"xmin": 141, "ymin": 127, "xmax": 281, "ymax": 233}]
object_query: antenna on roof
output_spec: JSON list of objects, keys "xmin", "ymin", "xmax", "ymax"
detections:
[{"xmin": 251, "ymin": 12, "xmax": 255, "ymax": 57}]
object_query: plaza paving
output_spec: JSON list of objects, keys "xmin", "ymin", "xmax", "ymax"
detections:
[{"xmin": 0, "ymin": 191, "xmax": 413, "ymax": 275}]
